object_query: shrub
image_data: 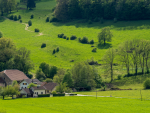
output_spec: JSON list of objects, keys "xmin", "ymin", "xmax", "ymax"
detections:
[
  {"xmin": 41, "ymin": 43, "xmax": 46, "ymax": 48},
  {"xmin": 46, "ymin": 17, "xmax": 49, "ymax": 22},
  {"xmin": 56, "ymin": 47, "xmax": 59, "ymax": 52},
  {"xmin": 81, "ymin": 37, "xmax": 88, "ymax": 44},
  {"xmin": 143, "ymin": 79, "xmax": 150, "ymax": 89},
  {"xmin": 9, "ymin": 15, "xmax": 14, "ymax": 20},
  {"xmin": 30, "ymin": 14, "xmax": 34, "ymax": 19},
  {"xmin": 114, "ymin": 18, "xmax": 117, "ymax": 23},
  {"xmin": 66, "ymin": 37, "xmax": 69, "ymax": 40},
  {"xmin": 58, "ymin": 33, "xmax": 64, "ymax": 38},
  {"xmin": 18, "ymin": 15, "xmax": 21, "ymax": 20},
  {"xmin": 90, "ymin": 39, "xmax": 94, "ymax": 44},
  {"xmin": 53, "ymin": 94, "xmax": 65, "ymax": 96},
  {"xmin": 38, "ymin": 94, "xmax": 50, "ymax": 97},
  {"xmin": 63, "ymin": 35, "xmax": 67, "ymax": 39},
  {"xmin": 0, "ymin": 32, "xmax": 3, "ymax": 38},
  {"xmin": 53, "ymin": 49, "xmax": 55, "ymax": 54},
  {"xmin": 14, "ymin": 15, "xmax": 18, "ymax": 21},
  {"xmin": 52, "ymin": 7, "xmax": 56, "ymax": 12},
  {"xmin": 51, "ymin": 91, "xmax": 57, "ymax": 94},
  {"xmin": 35, "ymin": 28, "xmax": 40, "ymax": 32},
  {"xmin": 45, "ymin": 78, "xmax": 53, "ymax": 83},
  {"xmin": 20, "ymin": 20, "xmax": 22, "ymax": 23},
  {"xmin": 117, "ymin": 75, "xmax": 122, "ymax": 80},
  {"xmin": 78, "ymin": 37, "xmax": 81, "ymax": 42},
  {"xmin": 28, "ymin": 20, "xmax": 32, "ymax": 26},
  {"xmin": 92, "ymin": 48, "xmax": 97, "ymax": 52},
  {"xmin": 70, "ymin": 35, "xmax": 77, "ymax": 40},
  {"xmin": 50, "ymin": 17, "xmax": 58, "ymax": 22},
  {"xmin": 88, "ymin": 20, "xmax": 92, "ymax": 24},
  {"xmin": 26, "ymin": 73, "xmax": 33, "ymax": 79}
]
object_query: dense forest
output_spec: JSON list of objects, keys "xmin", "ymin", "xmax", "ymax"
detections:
[{"xmin": 54, "ymin": 0, "xmax": 150, "ymax": 21}]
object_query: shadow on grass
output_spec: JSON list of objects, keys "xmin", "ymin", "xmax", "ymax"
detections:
[
  {"xmin": 97, "ymin": 43, "xmax": 112, "ymax": 49},
  {"xmin": 51, "ymin": 19, "xmax": 150, "ymax": 30}
]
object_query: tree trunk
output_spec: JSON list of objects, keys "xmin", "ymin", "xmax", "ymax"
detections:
[
  {"xmin": 3, "ymin": 96, "xmax": 4, "ymax": 99},
  {"xmin": 104, "ymin": 38, "xmax": 105, "ymax": 46},
  {"xmin": 142, "ymin": 56, "xmax": 144, "ymax": 74},
  {"xmin": 146, "ymin": 59, "xmax": 149, "ymax": 73},
  {"xmin": 111, "ymin": 64, "xmax": 113, "ymax": 82},
  {"xmin": 135, "ymin": 64, "xmax": 137, "ymax": 75}
]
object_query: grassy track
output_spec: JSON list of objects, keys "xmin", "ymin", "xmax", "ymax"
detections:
[
  {"xmin": 1, "ymin": 0, "xmax": 150, "ymax": 75},
  {"xmin": 0, "ymin": 96, "xmax": 150, "ymax": 113}
]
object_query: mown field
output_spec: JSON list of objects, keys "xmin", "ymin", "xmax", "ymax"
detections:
[
  {"xmin": 0, "ymin": 96, "xmax": 150, "ymax": 113},
  {"xmin": 1, "ymin": 0, "xmax": 150, "ymax": 75}
]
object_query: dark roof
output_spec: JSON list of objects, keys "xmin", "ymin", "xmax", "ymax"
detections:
[
  {"xmin": 32, "ymin": 86, "xmax": 45, "ymax": 90},
  {"xmin": 0, "ymin": 77, "xmax": 5, "ymax": 83},
  {"xmin": 43, "ymin": 82, "xmax": 57, "ymax": 90},
  {"xmin": 24, "ymin": 79, "xmax": 42, "ymax": 85},
  {"xmin": 23, "ymin": 88, "xmax": 34, "ymax": 94},
  {"xmin": 2, "ymin": 70, "xmax": 29, "ymax": 81}
]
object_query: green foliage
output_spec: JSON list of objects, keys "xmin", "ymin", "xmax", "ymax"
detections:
[
  {"xmin": 27, "ymin": 83, "xmax": 37, "ymax": 88},
  {"xmin": 12, "ymin": 80, "xmax": 18, "ymax": 86},
  {"xmin": 56, "ymin": 47, "xmax": 59, "ymax": 52},
  {"xmin": 143, "ymin": 79, "xmax": 150, "ymax": 89},
  {"xmin": 35, "ymin": 28, "xmax": 39, "ymax": 32},
  {"xmin": 92, "ymin": 48, "xmax": 97, "ymax": 52},
  {"xmin": 66, "ymin": 37, "xmax": 69, "ymax": 40},
  {"xmin": 30, "ymin": 14, "xmax": 34, "ymax": 19},
  {"xmin": 14, "ymin": 15, "xmax": 18, "ymax": 21},
  {"xmin": 56, "ymin": 82, "xmax": 67, "ymax": 94},
  {"xmin": 80, "ymin": 37, "xmax": 89, "ymax": 44},
  {"xmin": 114, "ymin": 18, "xmax": 117, "ymax": 23},
  {"xmin": 50, "ymin": 16, "xmax": 58, "ymax": 22},
  {"xmin": 63, "ymin": 70, "xmax": 73, "ymax": 88},
  {"xmin": 46, "ymin": 17, "xmax": 49, "ymax": 22},
  {"xmin": 89, "ymin": 40, "xmax": 94, "ymax": 44},
  {"xmin": 44, "ymin": 78, "xmax": 53, "ymax": 83},
  {"xmin": 88, "ymin": 20, "xmax": 92, "ymax": 24},
  {"xmin": 63, "ymin": 35, "xmax": 66, "ymax": 39},
  {"xmin": 27, "ymin": 0, "xmax": 36, "ymax": 10},
  {"xmin": 20, "ymin": 20, "xmax": 22, "ymax": 23},
  {"xmin": 70, "ymin": 35, "xmax": 77, "ymax": 40},
  {"xmin": 18, "ymin": 15, "xmax": 21, "ymax": 20},
  {"xmin": 35, "ymin": 69, "xmax": 46, "ymax": 81},
  {"xmin": 51, "ymin": 91, "xmax": 57, "ymax": 94},
  {"xmin": 58, "ymin": 33, "xmax": 64, "ymax": 38},
  {"xmin": 53, "ymin": 49, "xmax": 55, "ymax": 54},
  {"xmin": 72, "ymin": 62, "xmax": 96, "ymax": 90},
  {"xmin": 0, "ymin": 32, "xmax": 3, "ymax": 38},
  {"xmin": 100, "ymin": 17, "xmax": 104, "ymax": 24},
  {"xmin": 53, "ymin": 93, "xmax": 65, "ymax": 96},
  {"xmin": 28, "ymin": 20, "xmax": 32, "ymax": 26},
  {"xmin": 9, "ymin": 15, "xmax": 14, "ymax": 20},
  {"xmin": 98, "ymin": 27, "xmax": 113, "ymax": 45},
  {"xmin": 26, "ymin": 73, "xmax": 33, "ymax": 79},
  {"xmin": 41, "ymin": 43, "xmax": 46, "ymax": 48},
  {"xmin": 38, "ymin": 94, "xmax": 50, "ymax": 97}
]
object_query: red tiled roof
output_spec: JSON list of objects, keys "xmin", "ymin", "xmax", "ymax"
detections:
[
  {"xmin": 32, "ymin": 86, "xmax": 45, "ymax": 90},
  {"xmin": 3, "ymin": 70, "xmax": 29, "ymax": 81},
  {"xmin": 43, "ymin": 82, "xmax": 57, "ymax": 90}
]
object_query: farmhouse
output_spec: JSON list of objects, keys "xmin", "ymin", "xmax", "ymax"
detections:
[
  {"xmin": 19, "ymin": 79, "xmax": 43, "ymax": 89},
  {"xmin": 0, "ymin": 69, "xmax": 29, "ymax": 86},
  {"xmin": 0, "ymin": 77, "xmax": 5, "ymax": 87}
]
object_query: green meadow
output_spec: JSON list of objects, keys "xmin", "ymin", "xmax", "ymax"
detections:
[
  {"xmin": 0, "ymin": 96, "xmax": 150, "ymax": 113},
  {"xmin": 1, "ymin": 0, "xmax": 150, "ymax": 74}
]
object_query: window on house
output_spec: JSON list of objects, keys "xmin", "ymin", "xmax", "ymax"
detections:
[
  {"xmin": 41, "ymin": 92, "xmax": 43, "ymax": 94},
  {"xmin": 37, "ymin": 92, "xmax": 38, "ymax": 95},
  {"xmin": 23, "ymin": 83, "xmax": 27, "ymax": 85},
  {"xmin": 25, "ymin": 87, "xmax": 26, "ymax": 88},
  {"xmin": 35, "ymin": 92, "xmax": 36, "ymax": 94}
]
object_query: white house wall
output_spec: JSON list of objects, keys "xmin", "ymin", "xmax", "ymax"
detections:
[
  {"xmin": 33, "ymin": 90, "xmax": 45, "ymax": 97},
  {"xmin": 19, "ymin": 81, "xmax": 29, "ymax": 89}
]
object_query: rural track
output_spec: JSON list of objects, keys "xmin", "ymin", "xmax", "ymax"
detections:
[{"xmin": 2, "ymin": 16, "xmax": 45, "ymax": 36}]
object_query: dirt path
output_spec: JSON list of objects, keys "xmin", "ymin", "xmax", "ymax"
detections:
[{"xmin": 2, "ymin": 16, "xmax": 44, "ymax": 36}]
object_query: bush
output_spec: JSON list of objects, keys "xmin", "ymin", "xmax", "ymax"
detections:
[
  {"xmin": 51, "ymin": 91, "xmax": 57, "ymax": 94},
  {"xmin": 35, "ymin": 28, "xmax": 40, "ymax": 32},
  {"xmin": 9, "ymin": 15, "xmax": 14, "ymax": 20},
  {"xmin": 66, "ymin": 37, "xmax": 69, "ymax": 40},
  {"xmin": 58, "ymin": 33, "xmax": 64, "ymax": 38},
  {"xmin": 0, "ymin": 32, "xmax": 3, "ymax": 38},
  {"xmin": 20, "ymin": 20, "xmax": 22, "ymax": 23},
  {"xmin": 14, "ymin": 15, "xmax": 18, "ymax": 21},
  {"xmin": 28, "ymin": 20, "xmax": 32, "ymax": 26},
  {"xmin": 69, "ymin": 94, "xmax": 77, "ymax": 96},
  {"xmin": 53, "ymin": 49, "xmax": 55, "ymax": 54},
  {"xmin": 52, "ymin": 7, "xmax": 56, "ymax": 12},
  {"xmin": 46, "ymin": 17, "xmax": 49, "ymax": 22},
  {"xmin": 117, "ymin": 75, "xmax": 122, "ymax": 80},
  {"xmin": 41, "ymin": 43, "xmax": 46, "ymax": 48},
  {"xmin": 94, "ymin": 17, "xmax": 99, "ymax": 22},
  {"xmin": 143, "ymin": 79, "xmax": 150, "ymax": 89},
  {"xmin": 30, "ymin": 14, "xmax": 34, "ymax": 19},
  {"xmin": 78, "ymin": 37, "xmax": 81, "ymax": 42},
  {"xmin": 53, "ymin": 94, "xmax": 65, "ymax": 97},
  {"xmin": 88, "ymin": 20, "xmax": 92, "ymax": 24},
  {"xmin": 70, "ymin": 35, "xmax": 77, "ymax": 40},
  {"xmin": 45, "ymin": 78, "xmax": 53, "ymax": 83},
  {"xmin": 81, "ymin": 37, "xmax": 88, "ymax": 44},
  {"xmin": 92, "ymin": 48, "xmax": 97, "ymax": 52},
  {"xmin": 114, "ymin": 18, "xmax": 117, "ymax": 23},
  {"xmin": 56, "ymin": 47, "xmax": 59, "ymax": 52},
  {"xmin": 18, "ymin": 15, "xmax": 21, "ymax": 20},
  {"xmin": 38, "ymin": 94, "xmax": 50, "ymax": 97},
  {"xmin": 50, "ymin": 17, "xmax": 59, "ymax": 22},
  {"xmin": 26, "ymin": 73, "xmax": 33, "ymax": 79},
  {"xmin": 63, "ymin": 35, "xmax": 67, "ymax": 39},
  {"xmin": 90, "ymin": 39, "xmax": 94, "ymax": 44}
]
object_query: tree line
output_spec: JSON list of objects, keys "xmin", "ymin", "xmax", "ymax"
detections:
[{"xmin": 54, "ymin": 0, "xmax": 150, "ymax": 21}]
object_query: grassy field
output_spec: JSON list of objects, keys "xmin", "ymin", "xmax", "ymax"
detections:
[
  {"xmin": 0, "ymin": 96, "xmax": 150, "ymax": 113},
  {"xmin": 1, "ymin": 0, "xmax": 150, "ymax": 83}
]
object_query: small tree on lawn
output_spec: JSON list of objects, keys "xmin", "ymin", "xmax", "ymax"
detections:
[
  {"xmin": 27, "ymin": 83, "xmax": 37, "ymax": 88},
  {"xmin": 98, "ymin": 27, "xmax": 113, "ymax": 46}
]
